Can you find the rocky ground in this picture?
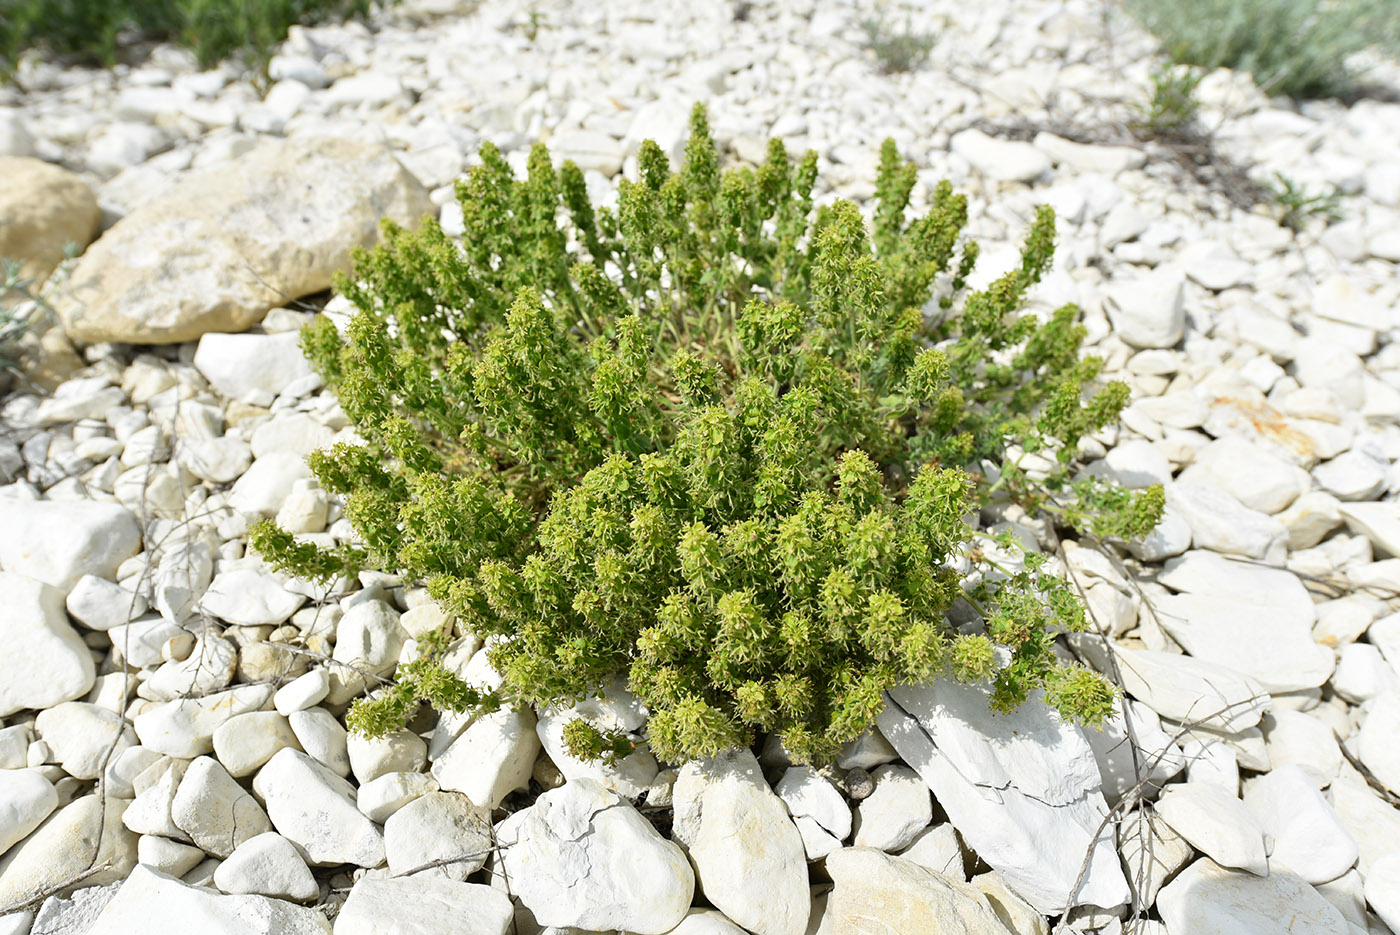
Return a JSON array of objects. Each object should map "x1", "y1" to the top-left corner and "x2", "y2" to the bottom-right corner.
[{"x1": 2, "y1": 0, "x2": 1400, "y2": 933}]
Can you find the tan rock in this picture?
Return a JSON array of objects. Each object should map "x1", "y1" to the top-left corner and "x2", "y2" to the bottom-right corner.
[
  {"x1": 820, "y1": 848, "x2": 1012, "y2": 935},
  {"x1": 52, "y1": 138, "x2": 431, "y2": 344},
  {"x1": 0, "y1": 157, "x2": 99, "y2": 288}
]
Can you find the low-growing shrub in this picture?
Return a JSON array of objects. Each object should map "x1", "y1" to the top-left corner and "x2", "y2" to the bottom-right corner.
[
  {"x1": 1132, "y1": 64, "x2": 1203, "y2": 138},
  {"x1": 253, "y1": 105, "x2": 1162, "y2": 764},
  {"x1": 1269, "y1": 172, "x2": 1346, "y2": 231},
  {"x1": 1121, "y1": 0, "x2": 1377, "y2": 99},
  {"x1": 861, "y1": 6, "x2": 937, "y2": 74},
  {"x1": 0, "y1": 0, "x2": 383, "y2": 76}
]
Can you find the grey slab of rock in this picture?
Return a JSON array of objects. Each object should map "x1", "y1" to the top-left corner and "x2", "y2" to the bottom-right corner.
[
  {"x1": 252, "y1": 748, "x2": 384, "y2": 868},
  {"x1": 1153, "y1": 593, "x2": 1333, "y2": 692},
  {"x1": 877, "y1": 679, "x2": 1127, "y2": 914},
  {"x1": 383, "y1": 791, "x2": 491, "y2": 881},
  {"x1": 672, "y1": 748, "x2": 809, "y2": 935},
  {"x1": 0, "y1": 575, "x2": 96, "y2": 717},
  {"x1": 332, "y1": 876, "x2": 512, "y2": 935},
  {"x1": 51, "y1": 137, "x2": 431, "y2": 345},
  {"x1": 0, "y1": 794, "x2": 137, "y2": 907},
  {"x1": 34, "y1": 702, "x2": 134, "y2": 780},
  {"x1": 133, "y1": 684, "x2": 275, "y2": 758},
  {"x1": 1154, "y1": 782, "x2": 1267, "y2": 875},
  {"x1": 1103, "y1": 267, "x2": 1185, "y2": 349},
  {"x1": 1176, "y1": 436, "x2": 1310, "y2": 514},
  {"x1": 1242, "y1": 765, "x2": 1356, "y2": 884},
  {"x1": 212, "y1": 831, "x2": 318, "y2": 902},
  {"x1": 199, "y1": 567, "x2": 306, "y2": 626},
  {"x1": 0, "y1": 501, "x2": 140, "y2": 591},
  {"x1": 171, "y1": 756, "x2": 272, "y2": 858},
  {"x1": 497, "y1": 777, "x2": 694, "y2": 935},
  {"x1": 0, "y1": 770, "x2": 57, "y2": 858},
  {"x1": 1164, "y1": 482, "x2": 1287, "y2": 561},
  {"x1": 774, "y1": 766, "x2": 851, "y2": 841},
  {"x1": 1156, "y1": 857, "x2": 1348, "y2": 935},
  {"x1": 86, "y1": 865, "x2": 330, "y2": 934},
  {"x1": 821, "y1": 848, "x2": 1010, "y2": 935},
  {"x1": 0, "y1": 157, "x2": 99, "y2": 284},
  {"x1": 430, "y1": 706, "x2": 539, "y2": 810},
  {"x1": 851, "y1": 764, "x2": 931, "y2": 852}
]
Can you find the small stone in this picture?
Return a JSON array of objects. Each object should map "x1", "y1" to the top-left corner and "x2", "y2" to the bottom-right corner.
[
  {"x1": 384, "y1": 791, "x2": 492, "y2": 881},
  {"x1": 325, "y1": 599, "x2": 406, "y2": 705},
  {"x1": 1103, "y1": 268, "x2": 1185, "y2": 349},
  {"x1": 34, "y1": 702, "x2": 133, "y2": 780},
  {"x1": 822, "y1": 848, "x2": 1009, "y2": 935},
  {"x1": 333, "y1": 876, "x2": 512, "y2": 935},
  {"x1": 252, "y1": 748, "x2": 384, "y2": 867},
  {"x1": 896, "y1": 823, "x2": 966, "y2": 880},
  {"x1": 85, "y1": 865, "x2": 330, "y2": 934},
  {"x1": 971, "y1": 870, "x2": 1050, "y2": 935},
  {"x1": 0, "y1": 157, "x2": 99, "y2": 284},
  {"x1": 0, "y1": 769, "x2": 58, "y2": 858},
  {"x1": 1357, "y1": 689, "x2": 1400, "y2": 795},
  {"x1": 498, "y1": 778, "x2": 694, "y2": 934},
  {"x1": 1176, "y1": 437, "x2": 1309, "y2": 514},
  {"x1": 1242, "y1": 765, "x2": 1356, "y2": 884},
  {"x1": 774, "y1": 766, "x2": 851, "y2": 841},
  {"x1": 431, "y1": 706, "x2": 540, "y2": 810},
  {"x1": 1279, "y1": 491, "x2": 1345, "y2": 550},
  {"x1": 65, "y1": 574, "x2": 147, "y2": 631},
  {"x1": 227, "y1": 452, "x2": 313, "y2": 516},
  {"x1": 950, "y1": 129, "x2": 1051, "y2": 182},
  {"x1": 274, "y1": 669, "x2": 330, "y2": 715},
  {"x1": 844, "y1": 767, "x2": 874, "y2": 800},
  {"x1": 171, "y1": 756, "x2": 273, "y2": 858},
  {"x1": 357, "y1": 771, "x2": 438, "y2": 824},
  {"x1": 212, "y1": 831, "x2": 319, "y2": 902},
  {"x1": 1117, "y1": 811, "x2": 1191, "y2": 907},
  {"x1": 1156, "y1": 857, "x2": 1348, "y2": 935},
  {"x1": 549, "y1": 129, "x2": 624, "y2": 176},
  {"x1": 1, "y1": 575, "x2": 97, "y2": 717},
  {"x1": 347, "y1": 728, "x2": 426, "y2": 786},
  {"x1": 199, "y1": 567, "x2": 305, "y2": 626},
  {"x1": 1154, "y1": 783, "x2": 1267, "y2": 875},
  {"x1": 287, "y1": 707, "x2": 350, "y2": 778},
  {"x1": 132, "y1": 684, "x2": 276, "y2": 758},
  {"x1": 144, "y1": 634, "x2": 238, "y2": 700},
  {"x1": 1366, "y1": 852, "x2": 1400, "y2": 934},
  {"x1": 851, "y1": 764, "x2": 931, "y2": 852},
  {"x1": 673, "y1": 749, "x2": 809, "y2": 935},
  {"x1": 212, "y1": 711, "x2": 301, "y2": 778},
  {"x1": 137, "y1": 834, "x2": 206, "y2": 877},
  {"x1": 1165, "y1": 482, "x2": 1287, "y2": 561},
  {"x1": 0, "y1": 501, "x2": 141, "y2": 591}
]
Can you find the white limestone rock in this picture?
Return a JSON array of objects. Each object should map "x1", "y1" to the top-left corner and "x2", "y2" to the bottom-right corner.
[
  {"x1": 896, "y1": 823, "x2": 966, "y2": 880},
  {"x1": 534, "y1": 682, "x2": 659, "y2": 799},
  {"x1": 497, "y1": 778, "x2": 694, "y2": 935},
  {"x1": 144, "y1": 633, "x2": 238, "y2": 701},
  {"x1": 1242, "y1": 765, "x2": 1357, "y2": 884},
  {"x1": 672, "y1": 748, "x2": 809, "y2": 935},
  {"x1": 1175, "y1": 436, "x2": 1310, "y2": 514},
  {"x1": 1337, "y1": 500, "x2": 1400, "y2": 559},
  {"x1": 1153, "y1": 593, "x2": 1333, "y2": 692},
  {"x1": 287, "y1": 707, "x2": 350, "y2": 778},
  {"x1": 347, "y1": 728, "x2": 426, "y2": 786},
  {"x1": 0, "y1": 770, "x2": 58, "y2": 858},
  {"x1": 65, "y1": 574, "x2": 147, "y2": 631},
  {"x1": 227, "y1": 452, "x2": 313, "y2": 516},
  {"x1": 356, "y1": 771, "x2": 438, "y2": 824},
  {"x1": 212, "y1": 711, "x2": 301, "y2": 778},
  {"x1": 1103, "y1": 267, "x2": 1185, "y2": 349},
  {"x1": 86, "y1": 865, "x2": 329, "y2": 934},
  {"x1": 333, "y1": 876, "x2": 512, "y2": 935},
  {"x1": 133, "y1": 684, "x2": 276, "y2": 758},
  {"x1": 1156, "y1": 857, "x2": 1348, "y2": 935},
  {"x1": 325, "y1": 599, "x2": 406, "y2": 705},
  {"x1": 1, "y1": 576, "x2": 98, "y2": 714},
  {"x1": 34, "y1": 702, "x2": 134, "y2": 780},
  {"x1": 1366, "y1": 852, "x2": 1400, "y2": 935},
  {"x1": 274, "y1": 669, "x2": 331, "y2": 715},
  {"x1": 431, "y1": 706, "x2": 540, "y2": 810},
  {"x1": 0, "y1": 794, "x2": 137, "y2": 908},
  {"x1": 821, "y1": 848, "x2": 1010, "y2": 935},
  {"x1": 199, "y1": 567, "x2": 306, "y2": 626},
  {"x1": 774, "y1": 766, "x2": 851, "y2": 841},
  {"x1": 1356, "y1": 689, "x2": 1400, "y2": 795},
  {"x1": 1164, "y1": 482, "x2": 1287, "y2": 561},
  {"x1": 53, "y1": 137, "x2": 431, "y2": 345},
  {"x1": 950, "y1": 129, "x2": 1051, "y2": 182},
  {"x1": 171, "y1": 756, "x2": 273, "y2": 858},
  {"x1": 383, "y1": 790, "x2": 491, "y2": 881},
  {"x1": 252, "y1": 748, "x2": 384, "y2": 868},
  {"x1": 1093, "y1": 645, "x2": 1270, "y2": 733},
  {"x1": 1154, "y1": 783, "x2": 1267, "y2": 875},
  {"x1": 212, "y1": 832, "x2": 319, "y2": 902},
  {"x1": 851, "y1": 764, "x2": 931, "y2": 852},
  {"x1": 0, "y1": 500, "x2": 140, "y2": 592},
  {"x1": 137, "y1": 834, "x2": 206, "y2": 877}
]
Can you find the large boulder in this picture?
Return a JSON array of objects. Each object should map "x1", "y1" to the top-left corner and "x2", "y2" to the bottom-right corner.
[
  {"x1": 0, "y1": 157, "x2": 100, "y2": 287},
  {"x1": 51, "y1": 137, "x2": 431, "y2": 344}
]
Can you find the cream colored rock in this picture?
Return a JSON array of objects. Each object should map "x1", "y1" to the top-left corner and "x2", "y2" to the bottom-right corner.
[
  {"x1": 51, "y1": 138, "x2": 431, "y2": 344},
  {"x1": 0, "y1": 795, "x2": 137, "y2": 907},
  {"x1": 0, "y1": 157, "x2": 99, "y2": 286},
  {"x1": 821, "y1": 848, "x2": 1009, "y2": 935}
]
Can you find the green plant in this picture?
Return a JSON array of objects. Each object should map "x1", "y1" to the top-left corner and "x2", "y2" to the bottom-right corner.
[
  {"x1": 0, "y1": 252, "x2": 68, "y2": 383},
  {"x1": 1121, "y1": 0, "x2": 1376, "y2": 99},
  {"x1": 861, "y1": 6, "x2": 937, "y2": 74},
  {"x1": 252, "y1": 105, "x2": 1162, "y2": 765},
  {"x1": 1269, "y1": 172, "x2": 1345, "y2": 231},
  {"x1": 0, "y1": 0, "x2": 386, "y2": 78},
  {"x1": 1132, "y1": 64, "x2": 1202, "y2": 137}
]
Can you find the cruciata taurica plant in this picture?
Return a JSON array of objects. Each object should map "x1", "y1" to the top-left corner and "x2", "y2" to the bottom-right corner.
[{"x1": 251, "y1": 104, "x2": 1163, "y2": 765}]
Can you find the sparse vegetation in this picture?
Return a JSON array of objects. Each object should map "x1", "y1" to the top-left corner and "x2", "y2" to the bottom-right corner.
[
  {"x1": 861, "y1": 5, "x2": 937, "y2": 74},
  {"x1": 1269, "y1": 172, "x2": 1346, "y2": 231}
]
